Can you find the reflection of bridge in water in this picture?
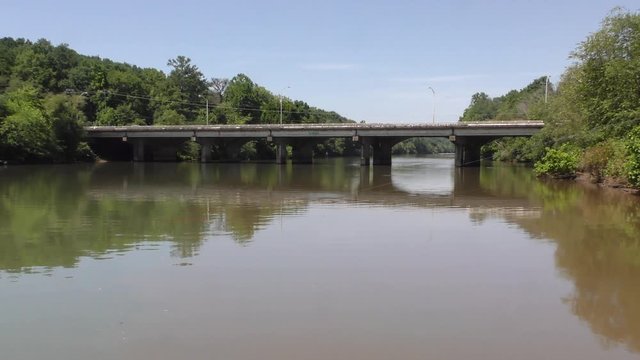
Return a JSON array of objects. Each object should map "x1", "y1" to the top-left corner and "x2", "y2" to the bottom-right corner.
[{"x1": 85, "y1": 160, "x2": 541, "y2": 217}]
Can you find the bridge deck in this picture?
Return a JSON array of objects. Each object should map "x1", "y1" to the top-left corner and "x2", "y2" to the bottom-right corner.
[{"x1": 85, "y1": 121, "x2": 544, "y2": 139}]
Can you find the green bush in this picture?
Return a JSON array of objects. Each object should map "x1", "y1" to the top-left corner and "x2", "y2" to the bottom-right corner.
[
  {"x1": 626, "y1": 126, "x2": 640, "y2": 188},
  {"x1": 581, "y1": 140, "x2": 628, "y2": 183},
  {"x1": 75, "y1": 141, "x2": 96, "y2": 161},
  {"x1": 177, "y1": 140, "x2": 200, "y2": 162},
  {"x1": 534, "y1": 144, "x2": 580, "y2": 178}
]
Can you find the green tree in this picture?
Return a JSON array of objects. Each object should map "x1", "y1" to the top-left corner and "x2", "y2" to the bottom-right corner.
[
  {"x1": 0, "y1": 86, "x2": 57, "y2": 162},
  {"x1": 222, "y1": 74, "x2": 265, "y2": 124},
  {"x1": 44, "y1": 94, "x2": 86, "y2": 161},
  {"x1": 96, "y1": 104, "x2": 144, "y2": 126},
  {"x1": 166, "y1": 56, "x2": 207, "y2": 119},
  {"x1": 571, "y1": 8, "x2": 640, "y2": 137},
  {"x1": 154, "y1": 108, "x2": 186, "y2": 125},
  {"x1": 460, "y1": 92, "x2": 498, "y2": 121}
]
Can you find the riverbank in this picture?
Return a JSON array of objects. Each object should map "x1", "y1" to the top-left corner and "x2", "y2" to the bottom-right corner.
[{"x1": 575, "y1": 172, "x2": 639, "y2": 196}]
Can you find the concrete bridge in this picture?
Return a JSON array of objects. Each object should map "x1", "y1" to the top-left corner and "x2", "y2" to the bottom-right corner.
[{"x1": 85, "y1": 121, "x2": 543, "y2": 166}]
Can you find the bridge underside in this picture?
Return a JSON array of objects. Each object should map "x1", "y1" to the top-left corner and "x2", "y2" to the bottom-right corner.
[{"x1": 88, "y1": 135, "x2": 499, "y2": 167}]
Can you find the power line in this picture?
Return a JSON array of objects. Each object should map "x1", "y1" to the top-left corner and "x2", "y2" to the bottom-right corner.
[{"x1": 79, "y1": 89, "x2": 349, "y2": 118}]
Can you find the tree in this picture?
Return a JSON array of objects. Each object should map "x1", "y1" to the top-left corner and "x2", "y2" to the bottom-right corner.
[
  {"x1": 45, "y1": 94, "x2": 86, "y2": 161},
  {"x1": 460, "y1": 92, "x2": 498, "y2": 121},
  {"x1": 209, "y1": 77, "x2": 229, "y2": 105},
  {"x1": 222, "y1": 74, "x2": 263, "y2": 124},
  {"x1": 571, "y1": 8, "x2": 640, "y2": 136},
  {"x1": 0, "y1": 86, "x2": 57, "y2": 162},
  {"x1": 154, "y1": 108, "x2": 186, "y2": 125},
  {"x1": 167, "y1": 56, "x2": 207, "y2": 119}
]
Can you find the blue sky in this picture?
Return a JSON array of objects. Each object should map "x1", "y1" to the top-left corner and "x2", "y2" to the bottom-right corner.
[{"x1": 2, "y1": 0, "x2": 638, "y2": 123}]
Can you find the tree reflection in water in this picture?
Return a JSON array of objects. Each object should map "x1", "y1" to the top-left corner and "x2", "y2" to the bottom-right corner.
[
  {"x1": 479, "y1": 165, "x2": 640, "y2": 353},
  {"x1": 1, "y1": 160, "x2": 640, "y2": 353}
]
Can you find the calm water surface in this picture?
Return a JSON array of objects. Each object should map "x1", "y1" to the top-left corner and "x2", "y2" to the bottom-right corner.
[{"x1": 1, "y1": 157, "x2": 640, "y2": 360}]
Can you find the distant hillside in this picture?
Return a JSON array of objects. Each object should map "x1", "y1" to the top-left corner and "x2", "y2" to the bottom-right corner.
[
  {"x1": 0, "y1": 38, "x2": 354, "y2": 126},
  {"x1": 0, "y1": 37, "x2": 357, "y2": 162}
]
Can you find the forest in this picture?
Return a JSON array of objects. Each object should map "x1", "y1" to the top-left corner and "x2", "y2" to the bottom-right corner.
[
  {"x1": 0, "y1": 38, "x2": 450, "y2": 163},
  {"x1": 459, "y1": 8, "x2": 640, "y2": 188}
]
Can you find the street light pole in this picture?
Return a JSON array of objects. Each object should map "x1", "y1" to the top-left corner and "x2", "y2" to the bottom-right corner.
[
  {"x1": 205, "y1": 97, "x2": 209, "y2": 125},
  {"x1": 279, "y1": 95, "x2": 283, "y2": 125},
  {"x1": 199, "y1": 94, "x2": 210, "y2": 125},
  {"x1": 279, "y1": 86, "x2": 290, "y2": 125},
  {"x1": 428, "y1": 86, "x2": 436, "y2": 124},
  {"x1": 544, "y1": 75, "x2": 549, "y2": 104}
]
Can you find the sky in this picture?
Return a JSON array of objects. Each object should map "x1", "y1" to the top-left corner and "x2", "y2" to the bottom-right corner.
[{"x1": 2, "y1": 0, "x2": 639, "y2": 123}]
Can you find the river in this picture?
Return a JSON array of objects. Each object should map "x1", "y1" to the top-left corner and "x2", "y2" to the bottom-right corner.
[{"x1": 1, "y1": 156, "x2": 639, "y2": 360}]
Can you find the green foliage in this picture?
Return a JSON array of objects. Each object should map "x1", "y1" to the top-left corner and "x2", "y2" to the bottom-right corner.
[
  {"x1": 392, "y1": 137, "x2": 454, "y2": 155},
  {"x1": 154, "y1": 108, "x2": 186, "y2": 125},
  {"x1": 461, "y1": 9, "x2": 640, "y2": 187},
  {"x1": 460, "y1": 77, "x2": 552, "y2": 122},
  {"x1": 534, "y1": 145, "x2": 580, "y2": 178},
  {"x1": 572, "y1": 8, "x2": 640, "y2": 137},
  {"x1": 626, "y1": 126, "x2": 640, "y2": 187},
  {"x1": 0, "y1": 37, "x2": 365, "y2": 163},
  {"x1": 484, "y1": 137, "x2": 538, "y2": 163},
  {"x1": 177, "y1": 140, "x2": 201, "y2": 162},
  {"x1": 239, "y1": 141, "x2": 257, "y2": 160},
  {"x1": 0, "y1": 86, "x2": 57, "y2": 162},
  {"x1": 581, "y1": 140, "x2": 628, "y2": 182},
  {"x1": 166, "y1": 56, "x2": 208, "y2": 119},
  {"x1": 45, "y1": 94, "x2": 86, "y2": 161},
  {"x1": 460, "y1": 92, "x2": 498, "y2": 121},
  {"x1": 96, "y1": 104, "x2": 145, "y2": 126}
]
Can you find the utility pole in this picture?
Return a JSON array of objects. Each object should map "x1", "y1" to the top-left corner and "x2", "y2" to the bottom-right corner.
[{"x1": 279, "y1": 86, "x2": 290, "y2": 124}]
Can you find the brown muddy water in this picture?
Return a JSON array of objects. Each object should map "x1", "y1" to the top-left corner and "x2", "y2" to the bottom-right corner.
[{"x1": 1, "y1": 156, "x2": 639, "y2": 360}]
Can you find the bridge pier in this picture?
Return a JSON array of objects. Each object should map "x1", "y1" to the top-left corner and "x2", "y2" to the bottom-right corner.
[
  {"x1": 131, "y1": 139, "x2": 145, "y2": 162},
  {"x1": 198, "y1": 139, "x2": 214, "y2": 163},
  {"x1": 360, "y1": 138, "x2": 371, "y2": 166},
  {"x1": 452, "y1": 136, "x2": 491, "y2": 167},
  {"x1": 358, "y1": 138, "x2": 404, "y2": 166},
  {"x1": 372, "y1": 139, "x2": 393, "y2": 166},
  {"x1": 275, "y1": 140, "x2": 288, "y2": 164}
]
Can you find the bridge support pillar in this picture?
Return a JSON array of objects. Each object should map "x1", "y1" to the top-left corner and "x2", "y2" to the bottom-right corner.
[
  {"x1": 372, "y1": 139, "x2": 394, "y2": 166},
  {"x1": 275, "y1": 140, "x2": 287, "y2": 164},
  {"x1": 360, "y1": 138, "x2": 371, "y2": 166},
  {"x1": 198, "y1": 139, "x2": 214, "y2": 163},
  {"x1": 131, "y1": 139, "x2": 145, "y2": 162},
  {"x1": 291, "y1": 139, "x2": 314, "y2": 164},
  {"x1": 453, "y1": 137, "x2": 485, "y2": 167}
]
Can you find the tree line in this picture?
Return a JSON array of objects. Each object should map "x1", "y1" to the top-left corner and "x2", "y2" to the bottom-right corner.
[
  {"x1": 0, "y1": 38, "x2": 450, "y2": 163},
  {"x1": 459, "y1": 8, "x2": 640, "y2": 188}
]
